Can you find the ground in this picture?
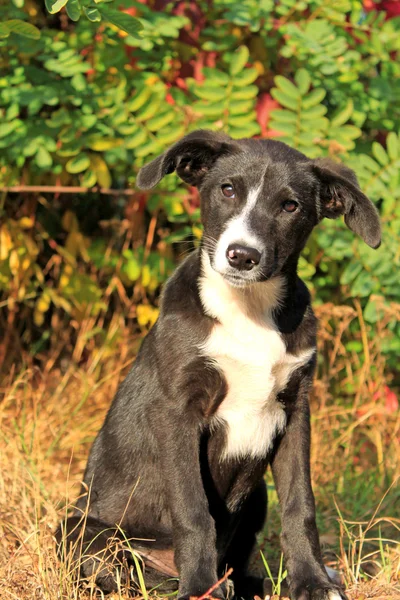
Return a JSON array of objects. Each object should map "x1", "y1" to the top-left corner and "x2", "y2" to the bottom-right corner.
[{"x1": 0, "y1": 309, "x2": 399, "y2": 600}]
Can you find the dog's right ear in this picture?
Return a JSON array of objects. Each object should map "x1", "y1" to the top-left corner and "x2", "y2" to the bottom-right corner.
[{"x1": 137, "y1": 130, "x2": 236, "y2": 189}]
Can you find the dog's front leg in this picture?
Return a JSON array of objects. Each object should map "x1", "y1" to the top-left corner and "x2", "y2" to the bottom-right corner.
[
  {"x1": 271, "y1": 377, "x2": 346, "y2": 600},
  {"x1": 155, "y1": 407, "x2": 229, "y2": 600}
]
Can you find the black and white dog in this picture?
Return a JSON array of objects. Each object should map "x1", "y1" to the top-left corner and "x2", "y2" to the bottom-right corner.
[{"x1": 57, "y1": 131, "x2": 381, "y2": 600}]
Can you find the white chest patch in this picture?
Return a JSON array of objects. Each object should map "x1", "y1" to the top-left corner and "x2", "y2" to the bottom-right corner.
[{"x1": 199, "y1": 254, "x2": 314, "y2": 461}]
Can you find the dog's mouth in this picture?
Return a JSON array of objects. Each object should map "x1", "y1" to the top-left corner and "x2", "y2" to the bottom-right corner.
[
  {"x1": 211, "y1": 261, "x2": 269, "y2": 287},
  {"x1": 220, "y1": 271, "x2": 258, "y2": 288}
]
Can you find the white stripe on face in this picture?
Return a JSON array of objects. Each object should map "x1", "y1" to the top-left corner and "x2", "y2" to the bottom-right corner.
[{"x1": 213, "y1": 184, "x2": 264, "y2": 274}]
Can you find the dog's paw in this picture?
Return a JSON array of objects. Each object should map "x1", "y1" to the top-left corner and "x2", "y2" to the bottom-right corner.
[
  {"x1": 222, "y1": 577, "x2": 235, "y2": 600},
  {"x1": 295, "y1": 585, "x2": 347, "y2": 600},
  {"x1": 311, "y1": 589, "x2": 347, "y2": 600},
  {"x1": 325, "y1": 566, "x2": 342, "y2": 586}
]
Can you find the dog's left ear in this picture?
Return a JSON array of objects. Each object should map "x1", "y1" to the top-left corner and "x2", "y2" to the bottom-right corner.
[
  {"x1": 137, "y1": 129, "x2": 237, "y2": 189},
  {"x1": 312, "y1": 158, "x2": 381, "y2": 249}
]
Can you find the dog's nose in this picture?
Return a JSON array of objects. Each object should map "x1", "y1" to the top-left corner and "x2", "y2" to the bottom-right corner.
[{"x1": 226, "y1": 244, "x2": 261, "y2": 271}]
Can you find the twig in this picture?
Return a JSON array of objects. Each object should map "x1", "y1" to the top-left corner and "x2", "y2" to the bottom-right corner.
[
  {"x1": 192, "y1": 568, "x2": 233, "y2": 600},
  {"x1": 0, "y1": 185, "x2": 137, "y2": 196},
  {"x1": 143, "y1": 212, "x2": 158, "y2": 263}
]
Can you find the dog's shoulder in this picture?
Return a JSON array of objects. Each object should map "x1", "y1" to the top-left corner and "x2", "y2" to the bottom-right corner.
[
  {"x1": 159, "y1": 249, "x2": 206, "y2": 318},
  {"x1": 155, "y1": 250, "x2": 213, "y2": 362}
]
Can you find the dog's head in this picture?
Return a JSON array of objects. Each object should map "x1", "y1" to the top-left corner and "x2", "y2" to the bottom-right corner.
[{"x1": 138, "y1": 130, "x2": 381, "y2": 287}]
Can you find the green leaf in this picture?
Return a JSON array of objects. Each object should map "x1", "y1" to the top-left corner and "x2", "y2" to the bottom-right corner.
[
  {"x1": 0, "y1": 23, "x2": 10, "y2": 38},
  {"x1": 231, "y1": 86, "x2": 258, "y2": 100},
  {"x1": 2, "y1": 19, "x2": 40, "y2": 39},
  {"x1": 386, "y1": 132, "x2": 398, "y2": 161},
  {"x1": 58, "y1": 140, "x2": 83, "y2": 157},
  {"x1": 232, "y1": 67, "x2": 259, "y2": 87},
  {"x1": 156, "y1": 125, "x2": 185, "y2": 146},
  {"x1": 147, "y1": 111, "x2": 174, "y2": 132},
  {"x1": 359, "y1": 155, "x2": 380, "y2": 174},
  {"x1": 125, "y1": 129, "x2": 147, "y2": 150},
  {"x1": 340, "y1": 261, "x2": 363, "y2": 285},
  {"x1": 228, "y1": 112, "x2": 257, "y2": 127},
  {"x1": 269, "y1": 120, "x2": 295, "y2": 135},
  {"x1": 71, "y1": 72, "x2": 86, "y2": 91},
  {"x1": 136, "y1": 97, "x2": 162, "y2": 121},
  {"x1": 87, "y1": 136, "x2": 123, "y2": 151},
  {"x1": 124, "y1": 256, "x2": 141, "y2": 281},
  {"x1": 301, "y1": 105, "x2": 327, "y2": 120},
  {"x1": 127, "y1": 86, "x2": 153, "y2": 112},
  {"x1": 98, "y1": 6, "x2": 142, "y2": 38},
  {"x1": 302, "y1": 89, "x2": 326, "y2": 109},
  {"x1": 330, "y1": 100, "x2": 354, "y2": 127},
  {"x1": 81, "y1": 169, "x2": 97, "y2": 188},
  {"x1": 364, "y1": 299, "x2": 378, "y2": 324},
  {"x1": 135, "y1": 139, "x2": 162, "y2": 158},
  {"x1": 195, "y1": 85, "x2": 227, "y2": 102},
  {"x1": 229, "y1": 121, "x2": 260, "y2": 139},
  {"x1": 270, "y1": 110, "x2": 297, "y2": 124},
  {"x1": 229, "y1": 46, "x2": 249, "y2": 76},
  {"x1": 203, "y1": 68, "x2": 230, "y2": 86},
  {"x1": 294, "y1": 69, "x2": 310, "y2": 94},
  {"x1": 84, "y1": 6, "x2": 101, "y2": 21},
  {"x1": 372, "y1": 142, "x2": 388, "y2": 167},
  {"x1": 0, "y1": 122, "x2": 18, "y2": 138},
  {"x1": 66, "y1": 153, "x2": 90, "y2": 174},
  {"x1": 275, "y1": 76, "x2": 300, "y2": 98},
  {"x1": 271, "y1": 89, "x2": 298, "y2": 111},
  {"x1": 36, "y1": 146, "x2": 52, "y2": 169},
  {"x1": 45, "y1": 0, "x2": 68, "y2": 14},
  {"x1": 91, "y1": 155, "x2": 112, "y2": 187},
  {"x1": 194, "y1": 100, "x2": 226, "y2": 117},
  {"x1": 66, "y1": 0, "x2": 81, "y2": 21},
  {"x1": 230, "y1": 99, "x2": 254, "y2": 115},
  {"x1": 350, "y1": 271, "x2": 374, "y2": 297},
  {"x1": 297, "y1": 132, "x2": 316, "y2": 146}
]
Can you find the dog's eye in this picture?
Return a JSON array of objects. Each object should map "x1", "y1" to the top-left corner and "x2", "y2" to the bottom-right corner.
[
  {"x1": 282, "y1": 200, "x2": 299, "y2": 213},
  {"x1": 221, "y1": 184, "x2": 235, "y2": 199}
]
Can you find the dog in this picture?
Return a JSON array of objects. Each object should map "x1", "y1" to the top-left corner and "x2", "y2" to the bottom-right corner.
[{"x1": 57, "y1": 130, "x2": 381, "y2": 600}]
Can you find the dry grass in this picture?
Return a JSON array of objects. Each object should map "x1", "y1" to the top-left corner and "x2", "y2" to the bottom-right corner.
[{"x1": 0, "y1": 303, "x2": 399, "y2": 600}]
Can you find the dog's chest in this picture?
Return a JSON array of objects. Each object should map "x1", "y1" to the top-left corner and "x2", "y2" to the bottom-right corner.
[
  {"x1": 202, "y1": 317, "x2": 310, "y2": 460},
  {"x1": 198, "y1": 260, "x2": 313, "y2": 460}
]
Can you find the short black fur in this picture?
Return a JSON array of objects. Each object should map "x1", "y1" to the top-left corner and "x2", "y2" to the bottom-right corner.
[{"x1": 57, "y1": 131, "x2": 381, "y2": 600}]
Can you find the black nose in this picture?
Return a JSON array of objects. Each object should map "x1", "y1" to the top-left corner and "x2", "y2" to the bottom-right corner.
[{"x1": 226, "y1": 244, "x2": 261, "y2": 271}]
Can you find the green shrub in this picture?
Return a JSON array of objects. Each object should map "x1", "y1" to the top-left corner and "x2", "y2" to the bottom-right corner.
[{"x1": 0, "y1": 0, "x2": 399, "y2": 387}]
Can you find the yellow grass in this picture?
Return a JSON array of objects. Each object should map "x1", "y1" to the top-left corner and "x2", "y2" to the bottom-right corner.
[{"x1": 0, "y1": 303, "x2": 399, "y2": 600}]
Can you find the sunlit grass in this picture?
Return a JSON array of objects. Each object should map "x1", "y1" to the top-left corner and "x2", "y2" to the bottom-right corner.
[{"x1": 1, "y1": 310, "x2": 399, "y2": 599}]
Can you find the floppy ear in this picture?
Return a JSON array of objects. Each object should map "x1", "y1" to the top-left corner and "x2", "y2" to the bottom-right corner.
[
  {"x1": 136, "y1": 129, "x2": 237, "y2": 189},
  {"x1": 312, "y1": 158, "x2": 381, "y2": 249}
]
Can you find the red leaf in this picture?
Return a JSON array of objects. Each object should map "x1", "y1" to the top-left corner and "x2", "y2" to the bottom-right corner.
[
  {"x1": 165, "y1": 92, "x2": 175, "y2": 106},
  {"x1": 363, "y1": 0, "x2": 400, "y2": 17},
  {"x1": 373, "y1": 385, "x2": 399, "y2": 414},
  {"x1": 382, "y1": 0, "x2": 400, "y2": 17},
  {"x1": 205, "y1": 52, "x2": 217, "y2": 69},
  {"x1": 122, "y1": 7, "x2": 137, "y2": 16},
  {"x1": 373, "y1": 389, "x2": 381, "y2": 402},
  {"x1": 175, "y1": 77, "x2": 188, "y2": 91},
  {"x1": 384, "y1": 386, "x2": 399, "y2": 414},
  {"x1": 256, "y1": 93, "x2": 281, "y2": 138}
]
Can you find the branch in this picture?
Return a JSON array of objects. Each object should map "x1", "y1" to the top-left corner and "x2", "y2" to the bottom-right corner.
[
  {"x1": 192, "y1": 568, "x2": 234, "y2": 600},
  {"x1": 0, "y1": 185, "x2": 137, "y2": 196}
]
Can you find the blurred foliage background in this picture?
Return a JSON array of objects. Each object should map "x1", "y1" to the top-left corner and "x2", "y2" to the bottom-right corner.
[
  {"x1": 0, "y1": 0, "x2": 400, "y2": 409},
  {"x1": 1, "y1": 3, "x2": 400, "y2": 595}
]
